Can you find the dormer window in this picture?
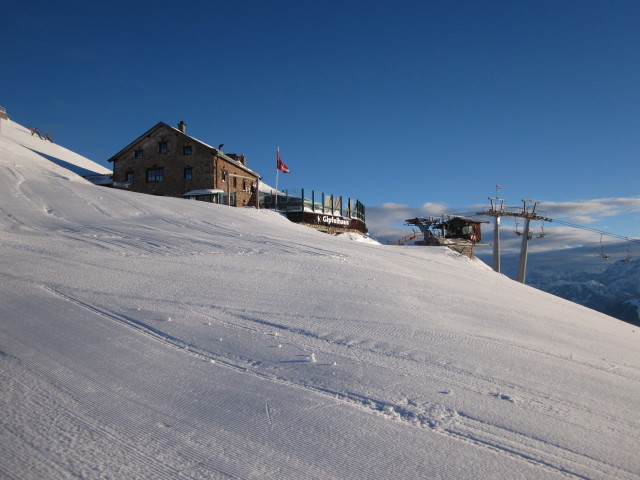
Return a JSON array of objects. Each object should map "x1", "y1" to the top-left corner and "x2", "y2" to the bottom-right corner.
[
  {"x1": 159, "y1": 142, "x2": 168, "y2": 154},
  {"x1": 183, "y1": 145, "x2": 192, "y2": 155}
]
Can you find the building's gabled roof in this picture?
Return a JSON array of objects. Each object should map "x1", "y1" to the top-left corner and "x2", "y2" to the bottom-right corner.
[
  {"x1": 107, "y1": 121, "x2": 261, "y2": 179},
  {"x1": 106, "y1": 122, "x2": 170, "y2": 162}
]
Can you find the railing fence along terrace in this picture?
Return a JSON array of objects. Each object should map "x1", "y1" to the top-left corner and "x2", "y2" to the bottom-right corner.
[{"x1": 260, "y1": 188, "x2": 365, "y2": 222}]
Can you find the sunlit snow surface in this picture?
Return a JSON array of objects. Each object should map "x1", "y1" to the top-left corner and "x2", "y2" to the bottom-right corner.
[{"x1": 1, "y1": 118, "x2": 639, "y2": 479}]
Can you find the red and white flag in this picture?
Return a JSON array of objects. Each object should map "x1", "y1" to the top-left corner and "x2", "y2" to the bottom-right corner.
[
  {"x1": 496, "y1": 184, "x2": 502, "y2": 190},
  {"x1": 276, "y1": 148, "x2": 290, "y2": 173}
]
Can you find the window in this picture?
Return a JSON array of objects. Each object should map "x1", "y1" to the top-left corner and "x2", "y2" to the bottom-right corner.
[
  {"x1": 242, "y1": 179, "x2": 246, "y2": 191},
  {"x1": 134, "y1": 149, "x2": 143, "y2": 159},
  {"x1": 184, "y1": 167, "x2": 193, "y2": 180},
  {"x1": 222, "y1": 170, "x2": 227, "y2": 182},
  {"x1": 233, "y1": 177, "x2": 237, "y2": 188},
  {"x1": 147, "y1": 168, "x2": 163, "y2": 182},
  {"x1": 183, "y1": 145, "x2": 192, "y2": 155},
  {"x1": 158, "y1": 142, "x2": 168, "y2": 154},
  {"x1": 126, "y1": 172, "x2": 134, "y2": 183}
]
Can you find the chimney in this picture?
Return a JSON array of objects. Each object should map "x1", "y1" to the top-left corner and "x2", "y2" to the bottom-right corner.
[
  {"x1": 239, "y1": 154, "x2": 247, "y2": 166},
  {"x1": 178, "y1": 121, "x2": 186, "y2": 134}
]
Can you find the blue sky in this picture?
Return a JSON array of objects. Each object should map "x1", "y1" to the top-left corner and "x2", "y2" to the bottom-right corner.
[{"x1": 3, "y1": 0, "x2": 639, "y2": 255}]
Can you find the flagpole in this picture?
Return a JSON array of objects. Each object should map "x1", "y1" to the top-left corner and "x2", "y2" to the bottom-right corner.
[{"x1": 275, "y1": 147, "x2": 279, "y2": 211}]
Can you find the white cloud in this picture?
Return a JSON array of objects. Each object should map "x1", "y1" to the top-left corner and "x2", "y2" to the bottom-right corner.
[
  {"x1": 568, "y1": 215, "x2": 597, "y2": 224},
  {"x1": 418, "y1": 202, "x2": 449, "y2": 214},
  {"x1": 542, "y1": 197, "x2": 640, "y2": 218}
]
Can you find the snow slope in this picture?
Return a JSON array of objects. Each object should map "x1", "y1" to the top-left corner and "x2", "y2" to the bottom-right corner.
[
  {"x1": 1, "y1": 117, "x2": 639, "y2": 479},
  {"x1": 479, "y1": 248, "x2": 640, "y2": 325}
]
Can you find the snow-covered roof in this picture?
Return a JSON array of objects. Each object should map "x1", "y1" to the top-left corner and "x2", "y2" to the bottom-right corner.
[
  {"x1": 183, "y1": 189, "x2": 224, "y2": 196},
  {"x1": 258, "y1": 180, "x2": 278, "y2": 193}
]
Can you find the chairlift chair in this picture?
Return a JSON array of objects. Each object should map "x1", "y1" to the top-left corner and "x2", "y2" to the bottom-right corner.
[
  {"x1": 537, "y1": 224, "x2": 546, "y2": 239},
  {"x1": 514, "y1": 219, "x2": 523, "y2": 236}
]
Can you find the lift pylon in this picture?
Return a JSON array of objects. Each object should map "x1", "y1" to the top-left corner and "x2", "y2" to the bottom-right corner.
[{"x1": 476, "y1": 198, "x2": 552, "y2": 283}]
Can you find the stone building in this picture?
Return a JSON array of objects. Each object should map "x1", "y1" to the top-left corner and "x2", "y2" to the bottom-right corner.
[{"x1": 108, "y1": 121, "x2": 261, "y2": 206}]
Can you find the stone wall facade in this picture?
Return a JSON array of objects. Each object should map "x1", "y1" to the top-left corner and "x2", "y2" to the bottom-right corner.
[{"x1": 109, "y1": 122, "x2": 260, "y2": 207}]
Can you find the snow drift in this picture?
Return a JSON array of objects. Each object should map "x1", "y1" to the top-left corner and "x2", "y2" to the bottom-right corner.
[{"x1": 1, "y1": 117, "x2": 639, "y2": 479}]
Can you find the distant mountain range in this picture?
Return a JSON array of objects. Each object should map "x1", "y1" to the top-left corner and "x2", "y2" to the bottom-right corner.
[
  {"x1": 527, "y1": 259, "x2": 640, "y2": 325},
  {"x1": 477, "y1": 246, "x2": 640, "y2": 326}
]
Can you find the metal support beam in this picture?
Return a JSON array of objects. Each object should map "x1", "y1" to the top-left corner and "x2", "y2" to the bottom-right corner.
[
  {"x1": 493, "y1": 216, "x2": 501, "y2": 273},
  {"x1": 516, "y1": 217, "x2": 531, "y2": 283}
]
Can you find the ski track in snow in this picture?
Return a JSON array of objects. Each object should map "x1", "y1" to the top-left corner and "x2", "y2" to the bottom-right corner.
[
  {"x1": 41, "y1": 284, "x2": 639, "y2": 480},
  {"x1": 0, "y1": 352, "x2": 191, "y2": 480}
]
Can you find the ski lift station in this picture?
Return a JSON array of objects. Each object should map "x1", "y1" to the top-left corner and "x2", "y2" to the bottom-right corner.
[
  {"x1": 403, "y1": 199, "x2": 549, "y2": 283},
  {"x1": 405, "y1": 215, "x2": 488, "y2": 258}
]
